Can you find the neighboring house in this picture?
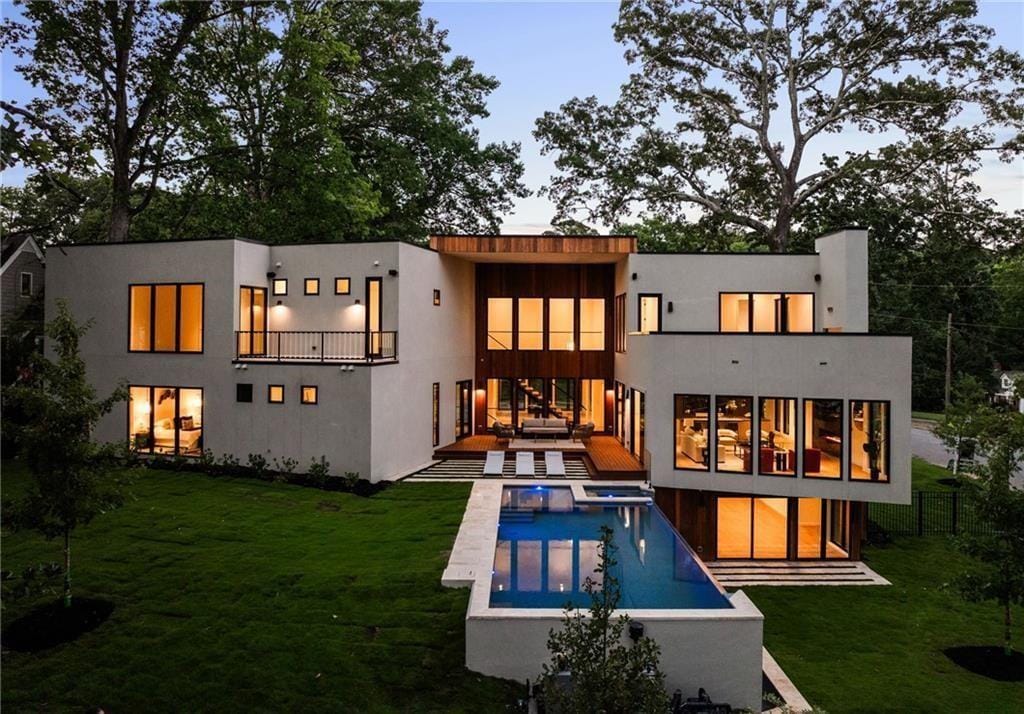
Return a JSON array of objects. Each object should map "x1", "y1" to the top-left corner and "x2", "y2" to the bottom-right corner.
[
  {"x1": 46, "y1": 227, "x2": 911, "y2": 562},
  {"x1": 993, "y1": 370, "x2": 1024, "y2": 413},
  {"x1": 1, "y1": 234, "x2": 44, "y2": 328}
]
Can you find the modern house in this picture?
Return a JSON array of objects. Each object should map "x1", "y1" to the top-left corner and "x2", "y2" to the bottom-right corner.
[{"x1": 47, "y1": 227, "x2": 911, "y2": 562}]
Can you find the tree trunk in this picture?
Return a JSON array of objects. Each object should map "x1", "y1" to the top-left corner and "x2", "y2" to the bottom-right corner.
[
  {"x1": 108, "y1": 190, "x2": 132, "y2": 242},
  {"x1": 63, "y1": 527, "x2": 72, "y2": 608},
  {"x1": 771, "y1": 203, "x2": 793, "y2": 253}
]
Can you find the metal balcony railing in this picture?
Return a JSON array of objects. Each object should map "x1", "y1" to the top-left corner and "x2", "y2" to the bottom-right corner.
[{"x1": 234, "y1": 330, "x2": 397, "y2": 362}]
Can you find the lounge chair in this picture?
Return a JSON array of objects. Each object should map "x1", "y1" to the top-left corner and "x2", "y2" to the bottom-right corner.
[
  {"x1": 484, "y1": 450, "x2": 506, "y2": 477},
  {"x1": 491, "y1": 421, "x2": 515, "y2": 445},
  {"x1": 544, "y1": 451, "x2": 565, "y2": 477},
  {"x1": 571, "y1": 422, "x2": 595, "y2": 444},
  {"x1": 516, "y1": 451, "x2": 535, "y2": 477}
]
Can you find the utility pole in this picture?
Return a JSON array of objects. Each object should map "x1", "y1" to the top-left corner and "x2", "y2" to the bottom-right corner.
[{"x1": 944, "y1": 312, "x2": 953, "y2": 410}]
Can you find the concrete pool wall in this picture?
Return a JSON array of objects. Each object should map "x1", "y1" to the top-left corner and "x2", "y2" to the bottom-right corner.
[{"x1": 442, "y1": 480, "x2": 765, "y2": 711}]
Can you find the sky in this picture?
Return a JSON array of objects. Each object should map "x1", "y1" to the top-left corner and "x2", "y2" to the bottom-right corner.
[{"x1": 2, "y1": 0, "x2": 1022, "y2": 232}]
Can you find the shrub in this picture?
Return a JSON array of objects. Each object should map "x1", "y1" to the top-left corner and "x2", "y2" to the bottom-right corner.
[{"x1": 308, "y1": 457, "x2": 330, "y2": 488}]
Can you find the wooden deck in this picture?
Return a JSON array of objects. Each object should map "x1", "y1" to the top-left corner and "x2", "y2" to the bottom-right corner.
[{"x1": 433, "y1": 434, "x2": 645, "y2": 479}]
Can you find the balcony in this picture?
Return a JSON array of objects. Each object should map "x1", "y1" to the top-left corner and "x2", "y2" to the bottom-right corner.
[{"x1": 234, "y1": 330, "x2": 397, "y2": 363}]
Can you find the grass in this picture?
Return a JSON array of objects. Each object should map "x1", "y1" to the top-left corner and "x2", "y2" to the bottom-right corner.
[
  {"x1": 911, "y1": 410, "x2": 945, "y2": 423},
  {"x1": 911, "y1": 456, "x2": 956, "y2": 491},
  {"x1": 1, "y1": 462, "x2": 519, "y2": 713}
]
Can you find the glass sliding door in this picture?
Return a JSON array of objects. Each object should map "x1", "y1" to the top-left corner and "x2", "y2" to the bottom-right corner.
[
  {"x1": 486, "y1": 378, "x2": 513, "y2": 426},
  {"x1": 455, "y1": 380, "x2": 472, "y2": 439},
  {"x1": 366, "y1": 277, "x2": 382, "y2": 357},
  {"x1": 579, "y1": 379, "x2": 605, "y2": 430},
  {"x1": 517, "y1": 378, "x2": 545, "y2": 428},
  {"x1": 615, "y1": 382, "x2": 626, "y2": 443},
  {"x1": 549, "y1": 378, "x2": 576, "y2": 425},
  {"x1": 631, "y1": 389, "x2": 645, "y2": 463},
  {"x1": 238, "y1": 286, "x2": 267, "y2": 356},
  {"x1": 797, "y1": 498, "x2": 824, "y2": 558}
]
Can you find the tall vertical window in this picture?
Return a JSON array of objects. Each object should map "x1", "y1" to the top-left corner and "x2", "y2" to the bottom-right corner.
[
  {"x1": 758, "y1": 397, "x2": 797, "y2": 476},
  {"x1": 804, "y1": 399, "x2": 843, "y2": 478},
  {"x1": 549, "y1": 298, "x2": 575, "y2": 350},
  {"x1": 638, "y1": 294, "x2": 661, "y2": 334},
  {"x1": 716, "y1": 497, "x2": 789, "y2": 559},
  {"x1": 797, "y1": 498, "x2": 823, "y2": 558},
  {"x1": 432, "y1": 382, "x2": 440, "y2": 447},
  {"x1": 579, "y1": 298, "x2": 605, "y2": 351},
  {"x1": 487, "y1": 298, "x2": 513, "y2": 350},
  {"x1": 129, "y1": 283, "x2": 204, "y2": 353},
  {"x1": 579, "y1": 379, "x2": 605, "y2": 429},
  {"x1": 719, "y1": 293, "x2": 814, "y2": 333},
  {"x1": 614, "y1": 293, "x2": 626, "y2": 352},
  {"x1": 850, "y1": 400, "x2": 890, "y2": 482},
  {"x1": 715, "y1": 396, "x2": 753, "y2": 474},
  {"x1": 129, "y1": 386, "x2": 203, "y2": 456},
  {"x1": 238, "y1": 286, "x2": 267, "y2": 356},
  {"x1": 674, "y1": 394, "x2": 710, "y2": 470},
  {"x1": 19, "y1": 272, "x2": 32, "y2": 297},
  {"x1": 486, "y1": 378, "x2": 513, "y2": 426},
  {"x1": 518, "y1": 298, "x2": 543, "y2": 350},
  {"x1": 550, "y1": 378, "x2": 576, "y2": 424}
]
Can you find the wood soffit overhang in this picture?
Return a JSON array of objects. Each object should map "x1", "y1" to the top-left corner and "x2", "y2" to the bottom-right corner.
[{"x1": 429, "y1": 235, "x2": 636, "y2": 263}]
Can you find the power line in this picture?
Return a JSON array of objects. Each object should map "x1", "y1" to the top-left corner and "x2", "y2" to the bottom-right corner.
[
  {"x1": 870, "y1": 312, "x2": 1024, "y2": 332},
  {"x1": 870, "y1": 282, "x2": 993, "y2": 289}
]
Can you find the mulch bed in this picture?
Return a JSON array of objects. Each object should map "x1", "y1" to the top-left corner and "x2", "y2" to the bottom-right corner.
[
  {"x1": 944, "y1": 646, "x2": 1024, "y2": 682},
  {"x1": 3, "y1": 597, "x2": 114, "y2": 653}
]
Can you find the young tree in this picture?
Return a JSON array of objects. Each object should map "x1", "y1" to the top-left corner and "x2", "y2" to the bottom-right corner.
[
  {"x1": 534, "y1": 0, "x2": 1024, "y2": 250},
  {"x1": 935, "y1": 376, "x2": 992, "y2": 475},
  {"x1": 2, "y1": 300, "x2": 128, "y2": 608},
  {"x1": 951, "y1": 378, "x2": 1024, "y2": 657},
  {"x1": 1, "y1": 0, "x2": 225, "y2": 242},
  {"x1": 540, "y1": 526, "x2": 667, "y2": 714}
]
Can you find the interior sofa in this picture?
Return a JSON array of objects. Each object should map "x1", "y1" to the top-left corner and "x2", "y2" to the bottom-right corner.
[{"x1": 522, "y1": 418, "x2": 569, "y2": 439}]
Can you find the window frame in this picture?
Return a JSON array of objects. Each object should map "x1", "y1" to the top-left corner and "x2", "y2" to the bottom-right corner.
[
  {"x1": 127, "y1": 282, "x2": 205, "y2": 354},
  {"x1": 236, "y1": 384, "x2": 253, "y2": 403},
  {"x1": 268, "y1": 384, "x2": 285, "y2": 404},
  {"x1": 19, "y1": 271, "x2": 32, "y2": 297},
  {"x1": 433, "y1": 289, "x2": 441, "y2": 306},
  {"x1": 718, "y1": 292, "x2": 816, "y2": 333},
  {"x1": 334, "y1": 277, "x2": 351, "y2": 295},
  {"x1": 579, "y1": 297, "x2": 606, "y2": 351},
  {"x1": 637, "y1": 293, "x2": 662, "y2": 334},
  {"x1": 614, "y1": 293, "x2": 627, "y2": 353},
  {"x1": 300, "y1": 385, "x2": 319, "y2": 405},
  {"x1": 849, "y1": 399, "x2": 891, "y2": 483},
  {"x1": 802, "y1": 397, "x2": 845, "y2": 480},
  {"x1": 673, "y1": 393, "x2": 712, "y2": 472},
  {"x1": 272, "y1": 278, "x2": 288, "y2": 296},
  {"x1": 304, "y1": 278, "x2": 320, "y2": 296},
  {"x1": 756, "y1": 396, "x2": 799, "y2": 478},
  {"x1": 432, "y1": 382, "x2": 440, "y2": 447},
  {"x1": 713, "y1": 394, "x2": 754, "y2": 475},
  {"x1": 127, "y1": 385, "x2": 204, "y2": 457}
]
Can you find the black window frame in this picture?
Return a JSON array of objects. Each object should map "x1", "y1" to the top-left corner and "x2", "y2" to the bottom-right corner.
[
  {"x1": 127, "y1": 385, "x2": 204, "y2": 457},
  {"x1": 272, "y1": 278, "x2": 288, "y2": 296},
  {"x1": 713, "y1": 394, "x2": 754, "y2": 475},
  {"x1": 268, "y1": 384, "x2": 285, "y2": 404},
  {"x1": 300, "y1": 385, "x2": 319, "y2": 405},
  {"x1": 673, "y1": 393, "x2": 711, "y2": 472},
  {"x1": 304, "y1": 278, "x2": 320, "y2": 295},
  {"x1": 637, "y1": 293, "x2": 662, "y2": 334},
  {"x1": 614, "y1": 293, "x2": 627, "y2": 352},
  {"x1": 849, "y1": 399, "x2": 891, "y2": 483},
  {"x1": 236, "y1": 383, "x2": 253, "y2": 403},
  {"x1": 127, "y1": 282, "x2": 205, "y2": 354},
  {"x1": 433, "y1": 289, "x2": 441, "y2": 306},
  {"x1": 802, "y1": 397, "x2": 845, "y2": 480},
  {"x1": 757, "y1": 396, "x2": 799, "y2": 477},
  {"x1": 717, "y1": 292, "x2": 816, "y2": 333},
  {"x1": 19, "y1": 271, "x2": 32, "y2": 297},
  {"x1": 334, "y1": 277, "x2": 351, "y2": 295},
  {"x1": 432, "y1": 382, "x2": 440, "y2": 447}
]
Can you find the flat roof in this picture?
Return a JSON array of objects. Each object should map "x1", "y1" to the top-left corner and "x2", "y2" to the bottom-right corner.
[{"x1": 429, "y1": 234, "x2": 636, "y2": 263}]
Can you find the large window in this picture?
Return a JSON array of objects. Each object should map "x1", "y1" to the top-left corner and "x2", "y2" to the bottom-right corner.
[
  {"x1": 580, "y1": 379, "x2": 605, "y2": 429},
  {"x1": 550, "y1": 378, "x2": 576, "y2": 424},
  {"x1": 638, "y1": 294, "x2": 661, "y2": 334},
  {"x1": 486, "y1": 378, "x2": 513, "y2": 426},
  {"x1": 432, "y1": 383, "x2": 440, "y2": 447},
  {"x1": 614, "y1": 294, "x2": 626, "y2": 352},
  {"x1": 850, "y1": 400, "x2": 890, "y2": 482},
  {"x1": 579, "y1": 298, "x2": 605, "y2": 351},
  {"x1": 129, "y1": 386, "x2": 203, "y2": 456},
  {"x1": 797, "y1": 498, "x2": 823, "y2": 558},
  {"x1": 487, "y1": 298, "x2": 513, "y2": 350},
  {"x1": 238, "y1": 286, "x2": 266, "y2": 356},
  {"x1": 715, "y1": 396, "x2": 753, "y2": 473},
  {"x1": 674, "y1": 394, "x2": 710, "y2": 470},
  {"x1": 719, "y1": 293, "x2": 814, "y2": 333},
  {"x1": 804, "y1": 399, "x2": 843, "y2": 478},
  {"x1": 518, "y1": 298, "x2": 543, "y2": 350},
  {"x1": 129, "y1": 283, "x2": 203, "y2": 353},
  {"x1": 549, "y1": 298, "x2": 574, "y2": 350},
  {"x1": 716, "y1": 497, "x2": 789, "y2": 559},
  {"x1": 758, "y1": 397, "x2": 797, "y2": 476}
]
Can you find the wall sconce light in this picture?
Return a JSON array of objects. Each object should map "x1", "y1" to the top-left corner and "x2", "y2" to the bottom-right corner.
[
  {"x1": 275, "y1": 300, "x2": 283, "y2": 306},
  {"x1": 814, "y1": 273, "x2": 821, "y2": 282},
  {"x1": 819, "y1": 361, "x2": 828, "y2": 366},
  {"x1": 667, "y1": 301, "x2": 674, "y2": 313},
  {"x1": 731, "y1": 359, "x2": 739, "y2": 365},
  {"x1": 266, "y1": 271, "x2": 276, "y2": 279},
  {"x1": 827, "y1": 306, "x2": 834, "y2": 313},
  {"x1": 373, "y1": 260, "x2": 380, "y2": 267},
  {"x1": 354, "y1": 298, "x2": 361, "y2": 305},
  {"x1": 275, "y1": 261, "x2": 282, "y2": 268},
  {"x1": 631, "y1": 272, "x2": 638, "y2": 281},
  {"x1": 388, "y1": 269, "x2": 398, "y2": 277}
]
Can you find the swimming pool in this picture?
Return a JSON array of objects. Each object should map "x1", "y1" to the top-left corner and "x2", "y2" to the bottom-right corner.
[{"x1": 491, "y1": 486, "x2": 730, "y2": 609}]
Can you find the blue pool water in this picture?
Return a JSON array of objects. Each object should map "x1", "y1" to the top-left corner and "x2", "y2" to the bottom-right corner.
[
  {"x1": 583, "y1": 486, "x2": 652, "y2": 499},
  {"x1": 490, "y1": 486, "x2": 731, "y2": 609}
]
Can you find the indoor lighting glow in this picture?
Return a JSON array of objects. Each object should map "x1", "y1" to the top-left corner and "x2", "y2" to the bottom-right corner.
[{"x1": 139, "y1": 401, "x2": 151, "y2": 414}]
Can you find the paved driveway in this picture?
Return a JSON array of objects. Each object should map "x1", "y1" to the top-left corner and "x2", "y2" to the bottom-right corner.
[{"x1": 911, "y1": 426, "x2": 1023, "y2": 490}]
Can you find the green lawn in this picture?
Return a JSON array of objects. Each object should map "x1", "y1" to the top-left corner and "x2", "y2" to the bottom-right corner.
[
  {"x1": 1, "y1": 462, "x2": 519, "y2": 713},
  {"x1": 911, "y1": 456, "x2": 956, "y2": 490},
  {"x1": 911, "y1": 410, "x2": 945, "y2": 423}
]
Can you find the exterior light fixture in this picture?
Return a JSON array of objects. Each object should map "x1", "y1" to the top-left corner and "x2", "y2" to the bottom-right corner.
[
  {"x1": 276, "y1": 300, "x2": 283, "y2": 306},
  {"x1": 388, "y1": 269, "x2": 398, "y2": 277},
  {"x1": 631, "y1": 272, "x2": 638, "y2": 280},
  {"x1": 354, "y1": 299, "x2": 361, "y2": 305},
  {"x1": 814, "y1": 273, "x2": 821, "y2": 282},
  {"x1": 667, "y1": 301, "x2": 674, "y2": 313}
]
